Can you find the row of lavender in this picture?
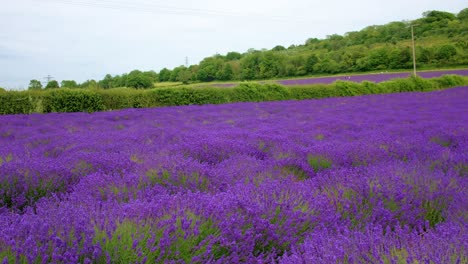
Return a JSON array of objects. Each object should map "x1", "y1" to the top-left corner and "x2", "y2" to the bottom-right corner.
[
  {"x1": 1, "y1": 87, "x2": 467, "y2": 262},
  {"x1": 278, "y1": 69, "x2": 468, "y2": 86},
  {"x1": 215, "y1": 69, "x2": 468, "y2": 87}
]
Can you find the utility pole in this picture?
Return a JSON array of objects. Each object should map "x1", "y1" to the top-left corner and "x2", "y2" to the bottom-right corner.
[
  {"x1": 411, "y1": 24, "x2": 418, "y2": 76},
  {"x1": 44, "y1": 75, "x2": 54, "y2": 83},
  {"x1": 185, "y1": 56, "x2": 188, "y2": 67}
]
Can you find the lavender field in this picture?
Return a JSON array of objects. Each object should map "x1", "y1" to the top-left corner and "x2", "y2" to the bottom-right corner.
[
  {"x1": 215, "y1": 69, "x2": 468, "y2": 87},
  {"x1": 1, "y1": 87, "x2": 467, "y2": 263},
  {"x1": 277, "y1": 69, "x2": 468, "y2": 86}
]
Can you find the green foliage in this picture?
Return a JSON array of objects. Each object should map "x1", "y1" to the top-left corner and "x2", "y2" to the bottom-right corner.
[
  {"x1": 45, "y1": 80, "x2": 59, "y2": 89},
  {"x1": 42, "y1": 89, "x2": 105, "y2": 113},
  {"x1": 334, "y1": 80, "x2": 362, "y2": 96},
  {"x1": 458, "y1": 8, "x2": 468, "y2": 20},
  {"x1": 151, "y1": 87, "x2": 230, "y2": 106},
  {"x1": 422, "y1": 10, "x2": 456, "y2": 23},
  {"x1": 423, "y1": 200, "x2": 446, "y2": 228},
  {"x1": 159, "y1": 68, "x2": 172, "y2": 82},
  {"x1": 97, "y1": 88, "x2": 154, "y2": 110},
  {"x1": 436, "y1": 44, "x2": 457, "y2": 62},
  {"x1": 94, "y1": 215, "x2": 221, "y2": 263},
  {"x1": 142, "y1": 8, "x2": 466, "y2": 83},
  {"x1": 0, "y1": 91, "x2": 36, "y2": 114},
  {"x1": 288, "y1": 84, "x2": 336, "y2": 99},
  {"x1": 225, "y1": 51, "x2": 242, "y2": 61},
  {"x1": 28, "y1": 79, "x2": 43, "y2": 90},
  {"x1": 80, "y1": 79, "x2": 99, "y2": 89},
  {"x1": 0, "y1": 87, "x2": 5, "y2": 92},
  {"x1": 379, "y1": 76, "x2": 434, "y2": 93},
  {"x1": 0, "y1": 75, "x2": 466, "y2": 115},
  {"x1": 430, "y1": 74, "x2": 464, "y2": 89},
  {"x1": 280, "y1": 165, "x2": 309, "y2": 181},
  {"x1": 126, "y1": 70, "x2": 154, "y2": 89},
  {"x1": 60, "y1": 80, "x2": 79, "y2": 88},
  {"x1": 99, "y1": 74, "x2": 115, "y2": 89},
  {"x1": 272, "y1": 45, "x2": 286, "y2": 51},
  {"x1": 307, "y1": 155, "x2": 332, "y2": 173},
  {"x1": 231, "y1": 83, "x2": 290, "y2": 102}
]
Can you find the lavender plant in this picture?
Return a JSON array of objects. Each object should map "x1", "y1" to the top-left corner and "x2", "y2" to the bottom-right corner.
[{"x1": 0, "y1": 87, "x2": 467, "y2": 263}]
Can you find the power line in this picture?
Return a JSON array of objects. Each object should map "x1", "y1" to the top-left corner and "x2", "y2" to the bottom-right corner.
[
  {"x1": 38, "y1": 0, "x2": 309, "y2": 22},
  {"x1": 43, "y1": 75, "x2": 54, "y2": 83}
]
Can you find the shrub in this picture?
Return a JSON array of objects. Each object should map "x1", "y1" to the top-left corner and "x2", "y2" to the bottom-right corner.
[
  {"x1": 151, "y1": 87, "x2": 230, "y2": 106},
  {"x1": 288, "y1": 84, "x2": 335, "y2": 99},
  {"x1": 430, "y1": 74, "x2": 465, "y2": 89},
  {"x1": 97, "y1": 88, "x2": 137, "y2": 110},
  {"x1": 42, "y1": 89, "x2": 105, "y2": 113},
  {"x1": 231, "y1": 83, "x2": 290, "y2": 102},
  {"x1": 0, "y1": 91, "x2": 34, "y2": 114},
  {"x1": 334, "y1": 80, "x2": 362, "y2": 96},
  {"x1": 98, "y1": 88, "x2": 156, "y2": 110}
]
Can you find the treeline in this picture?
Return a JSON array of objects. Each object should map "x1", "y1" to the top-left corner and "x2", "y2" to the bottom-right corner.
[
  {"x1": 27, "y1": 70, "x2": 159, "y2": 90},
  {"x1": 26, "y1": 8, "x2": 468, "y2": 90},
  {"x1": 3, "y1": 75, "x2": 467, "y2": 114}
]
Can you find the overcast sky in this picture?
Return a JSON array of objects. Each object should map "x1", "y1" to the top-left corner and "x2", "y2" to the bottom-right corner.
[{"x1": 0, "y1": 0, "x2": 465, "y2": 89}]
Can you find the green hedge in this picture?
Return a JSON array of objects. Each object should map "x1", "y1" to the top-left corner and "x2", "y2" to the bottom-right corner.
[
  {"x1": 231, "y1": 83, "x2": 290, "y2": 102},
  {"x1": 42, "y1": 89, "x2": 104, "y2": 113},
  {"x1": 0, "y1": 91, "x2": 44, "y2": 114},
  {"x1": 96, "y1": 88, "x2": 156, "y2": 110},
  {"x1": 0, "y1": 75, "x2": 466, "y2": 114},
  {"x1": 151, "y1": 87, "x2": 230, "y2": 106}
]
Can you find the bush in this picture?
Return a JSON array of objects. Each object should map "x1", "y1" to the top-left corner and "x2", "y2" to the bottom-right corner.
[
  {"x1": 98, "y1": 88, "x2": 155, "y2": 110},
  {"x1": 151, "y1": 87, "x2": 230, "y2": 106},
  {"x1": 334, "y1": 81, "x2": 362, "y2": 96},
  {"x1": 360, "y1": 81, "x2": 380, "y2": 94},
  {"x1": 231, "y1": 83, "x2": 290, "y2": 102},
  {"x1": 430, "y1": 74, "x2": 464, "y2": 88},
  {"x1": 0, "y1": 91, "x2": 34, "y2": 114},
  {"x1": 42, "y1": 89, "x2": 105, "y2": 113},
  {"x1": 288, "y1": 84, "x2": 335, "y2": 99}
]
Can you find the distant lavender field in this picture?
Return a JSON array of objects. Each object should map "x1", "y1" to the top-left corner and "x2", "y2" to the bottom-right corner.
[
  {"x1": 0, "y1": 87, "x2": 467, "y2": 263},
  {"x1": 216, "y1": 69, "x2": 468, "y2": 87}
]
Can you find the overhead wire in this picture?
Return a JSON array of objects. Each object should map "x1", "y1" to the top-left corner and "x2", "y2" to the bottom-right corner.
[{"x1": 37, "y1": 0, "x2": 309, "y2": 23}]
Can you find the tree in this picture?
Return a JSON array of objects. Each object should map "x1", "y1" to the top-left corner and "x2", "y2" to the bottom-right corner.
[
  {"x1": 240, "y1": 52, "x2": 261, "y2": 80},
  {"x1": 99, "y1": 74, "x2": 115, "y2": 89},
  {"x1": 458, "y1": 8, "x2": 468, "y2": 20},
  {"x1": 126, "y1": 70, "x2": 153, "y2": 89},
  {"x1": 217, "y1": 63, "x2": 234, "y2": 81},
  {"x1": 305, "y1": 55, "x2": 319, "y2": 73},
  {"x1": 258, "y1": 51, "x2": 283, "y2": 78},
  {"x1": 225, "y1": 51, "x2": 242, "y2": 61},
  {"x1": 45, "y1": 80, "x2": 59, "y2": 89},
  {"x1": 60, "y1": 80, "x2": 78, "y2": 88},
  {"x1": 197, "y1": 57, "x2": 223, "y2": 82},
  {"x1": 144, "y1": 71, "x2": 159, "y2": 83},
  {"x1": 28, "y1": 79, "x2": 43, "y2": 90},
  {"x1": 170, "y1": 66, "x2": 186, "y2": 82},
  {"x1": 158, "y1": 68, "x2": 172, "y2": 82},
  {"x1": 271, "y1": 45, "x2": 286, "y2": 51},
  {"x1": 423, "y1": 10, "x2": 456, "y2": 23},
  {"x1": 0, "y1": 87, "x2": 5, "y2": 92},
  {"x1": 177, "y1": 68, "x2": 192, "y2": 84},
  {"x1": 388, "y1": 47, "x2": 411, "y2": 69},
  {"x1": 80, "y1": 79, "x2": 99, "y2": 89},
  {"x1": 436, "y1": 44, "x2": 457, "y2": 63}
]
